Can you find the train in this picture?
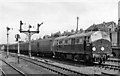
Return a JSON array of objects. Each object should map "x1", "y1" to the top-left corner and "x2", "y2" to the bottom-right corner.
[{"x1": 4, "y1": 31, "x2": 112, "y2": 64}]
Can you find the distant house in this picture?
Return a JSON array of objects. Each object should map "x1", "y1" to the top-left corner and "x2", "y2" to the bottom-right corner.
[
  {"x1": 85, "y1": 21, "x2": 117, "y2": 32},
  {"x1": 85, "y1": 21, "x2": 119, "y2": 47}
]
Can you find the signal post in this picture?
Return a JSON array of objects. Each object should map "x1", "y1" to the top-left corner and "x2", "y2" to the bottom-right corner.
[
  {"x1": 6, "y1": 27, "x2": 12, "y2": 58},
  {"x1": 15, "y1": 34, "x2": 20, "y2": 63},
  {"x1": 19, "y1": 20, "x2": 43, "y2": 58}
]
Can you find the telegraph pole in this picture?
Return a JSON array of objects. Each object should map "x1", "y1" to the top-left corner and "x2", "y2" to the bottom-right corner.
[
  {"x1": 76, "y1": 17, "x2": 79, "y2": 33},
  {"x1": 6, "y1": 27, "x2": 12, "y2": 58},
  {"x1": 20, "y1": 20, "x2": 43, "y2": 58}
]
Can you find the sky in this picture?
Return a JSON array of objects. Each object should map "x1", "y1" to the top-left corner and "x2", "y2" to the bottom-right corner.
[{"x1": 0, "y1": 0, "x2": 119, "y2": 44}]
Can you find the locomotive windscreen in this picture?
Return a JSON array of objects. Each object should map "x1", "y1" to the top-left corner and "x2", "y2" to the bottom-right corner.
[{"x1": 90, "y1": 31, "x2": 110, "y2": 42}]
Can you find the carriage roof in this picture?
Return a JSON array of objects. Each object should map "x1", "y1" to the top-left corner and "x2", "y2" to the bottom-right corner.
[
  {"x1": 54, "y1": 36, "x2": 67, "y2": 40},
  {"x1": 54, "y1": 31, "x2": 95, "y2": 40},
  {"x1": 67, "y1": 31, "x2": 94, "y2": 38}
]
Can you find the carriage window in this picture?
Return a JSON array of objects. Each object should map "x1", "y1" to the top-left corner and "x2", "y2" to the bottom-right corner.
[
  {"x1": 65, "y1": 40, "x2": 68, "y2": 44},
  {"x1": 13, "y1": 46, "x2": 15, "y2": 49},
  {"x1": 71, "y1": 38, "x2": 75, "y2": 44},
  {"x1": 59, "y1": 40, "x2": 63, "y2": 44},
  {"x1": 86, "y1": 36, "x2": 90, "y2": 43},
  {"x1": 15, "y1": 45, "x2": 17, "y2": 48},
  {"x1": 79, "y1": 38, "x2": 83, "y2": 43},
  {"x1": 23, "y1": 44, "x2": 24, "y2": 47},
  {"x1": 56, "y1": 40, "x2": 58, "y2": 45},
  {"x1": 76, "y1": 38, "x2": 79, "y2": 44},
  {"x1": 37, "y1": 42, "x2": 39, "y2": 47},
  {"x1": 68, "y1": 39, "x2": 71, "y2": 44}
]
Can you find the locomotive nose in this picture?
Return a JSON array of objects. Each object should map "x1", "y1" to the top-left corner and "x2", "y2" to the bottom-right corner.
[
  {"x1": 92, "y1": 39, "x2": 112, "y2": 53},
  {"x1": 98, "y1": 39, "x2": 105, "y2": 52},
  {"x1": 90, "y1": 31, "x2": 112, "y2": 54}
]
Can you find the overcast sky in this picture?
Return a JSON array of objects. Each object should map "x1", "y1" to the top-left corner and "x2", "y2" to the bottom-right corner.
[{"x1": 0, "y1": 0, "x2": 119, "y2": 44}]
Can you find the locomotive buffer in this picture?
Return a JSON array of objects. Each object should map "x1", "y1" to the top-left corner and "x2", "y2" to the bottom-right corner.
[{"x1": 19, "y1": 20, "x2": 43, "y2": 58}]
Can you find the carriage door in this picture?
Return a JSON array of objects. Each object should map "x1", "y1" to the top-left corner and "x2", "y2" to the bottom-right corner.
[
  {"x1": 37, "y1": 42, "x2": 39, "y2": 51},
  {"x1": 71, "y1": 38, "x2": 75, "y2": 50}
]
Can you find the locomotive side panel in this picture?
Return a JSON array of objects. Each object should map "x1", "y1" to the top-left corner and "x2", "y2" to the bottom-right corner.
[
  {"x1": 54, "y1": 38, "x2": 86, "y2": 54},
  {"x1": 53, "y1": 34, "x2": 93, "y2": 61}
]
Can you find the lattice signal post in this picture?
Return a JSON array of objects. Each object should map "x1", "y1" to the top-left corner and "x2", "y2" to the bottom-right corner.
[{"x1": 19, "y1": 20, "x2": 43, "y2": 57}]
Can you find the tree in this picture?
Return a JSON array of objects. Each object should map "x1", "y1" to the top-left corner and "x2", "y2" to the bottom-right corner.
[
  {"x1": 71, "y1": 29, "x2": 74, "y2": 32},
  {"x1": 79, "y1": 28, "x2": 83, "y2": 33}
]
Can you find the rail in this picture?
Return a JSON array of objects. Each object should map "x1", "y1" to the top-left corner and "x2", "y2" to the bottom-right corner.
[
  {"x1": 0, "y1": 67, "x2": 6, "y2": 76},
  {"x1": 20, "y1": 56, "x2": 90, "y2": 76},
  {"x1": 112, "y1": 46, "x2": 120, "y2": 49},
  {"x1": 0, "y1": 59, "x2": 26, "y2": 76},
  {"x1": 94, "y1": 62, "x2": 120, "y2": 72}
]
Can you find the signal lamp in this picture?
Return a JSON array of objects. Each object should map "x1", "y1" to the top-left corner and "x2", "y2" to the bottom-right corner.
[
  {"x1": 92, "y1": 47, "x2": 96, "y2": 51},
  {"x1": 101, "y1": 47, "x2": 104, "y2": 51}
]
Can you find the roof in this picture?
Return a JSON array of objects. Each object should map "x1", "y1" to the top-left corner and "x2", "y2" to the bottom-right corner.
[
  {"x1": 68, "y1": 31, "x2": 94, "y2": 38},
  {"x1": 54, "y1": 31, "x2": 94, "y2": 40},
  {"x1": 86, "y1": 21, "x2": 116, "y2": 32},
  {"x1": 55, "y1": 36, "x2": 68, "y2": 40}
]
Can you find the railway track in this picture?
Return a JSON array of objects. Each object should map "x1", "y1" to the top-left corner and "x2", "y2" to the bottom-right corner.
[
  {"x1": 0, "y1": 67, "x2": 6, "y2": 76},
  {"x1": 101, "y1": 72, "x2": 119, "y2": 76},
  {"x1": 107, "y1": 58, "x2": 120, "y2": 67},
  {"x1": 0, "y1": 59, "x2": 26, "y2": 76},
  {"x1": 19, "y1": 56, "x2": 91, "y2": 76},
  {"x1": 101, "y1": 58, "x2": 120, "y2": 71},
  {"x1": 93, "y1": 63, "x2": 119, "y2": 76},
  {"x1": 94, "y1": 62, "x2": 120, "y2": 71},
  {"x1": 102, "y1": 63, "x2": 120, "y2": 71},
  {"x1": 8, "y1": 52, "x2": 120, "y2": 76},
  {"x1": 107, "y1": 59, "x2": 120, "y2": 63}
]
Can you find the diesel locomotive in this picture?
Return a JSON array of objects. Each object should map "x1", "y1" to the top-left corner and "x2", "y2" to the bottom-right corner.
[{"x1": 4, "y1": 31, "x2": 112, "y2": 64}]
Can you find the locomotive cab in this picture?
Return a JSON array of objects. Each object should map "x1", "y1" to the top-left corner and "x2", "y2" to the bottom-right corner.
[{"x1": 90, "y1": 31, "x2": 112, "y2": 64}]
